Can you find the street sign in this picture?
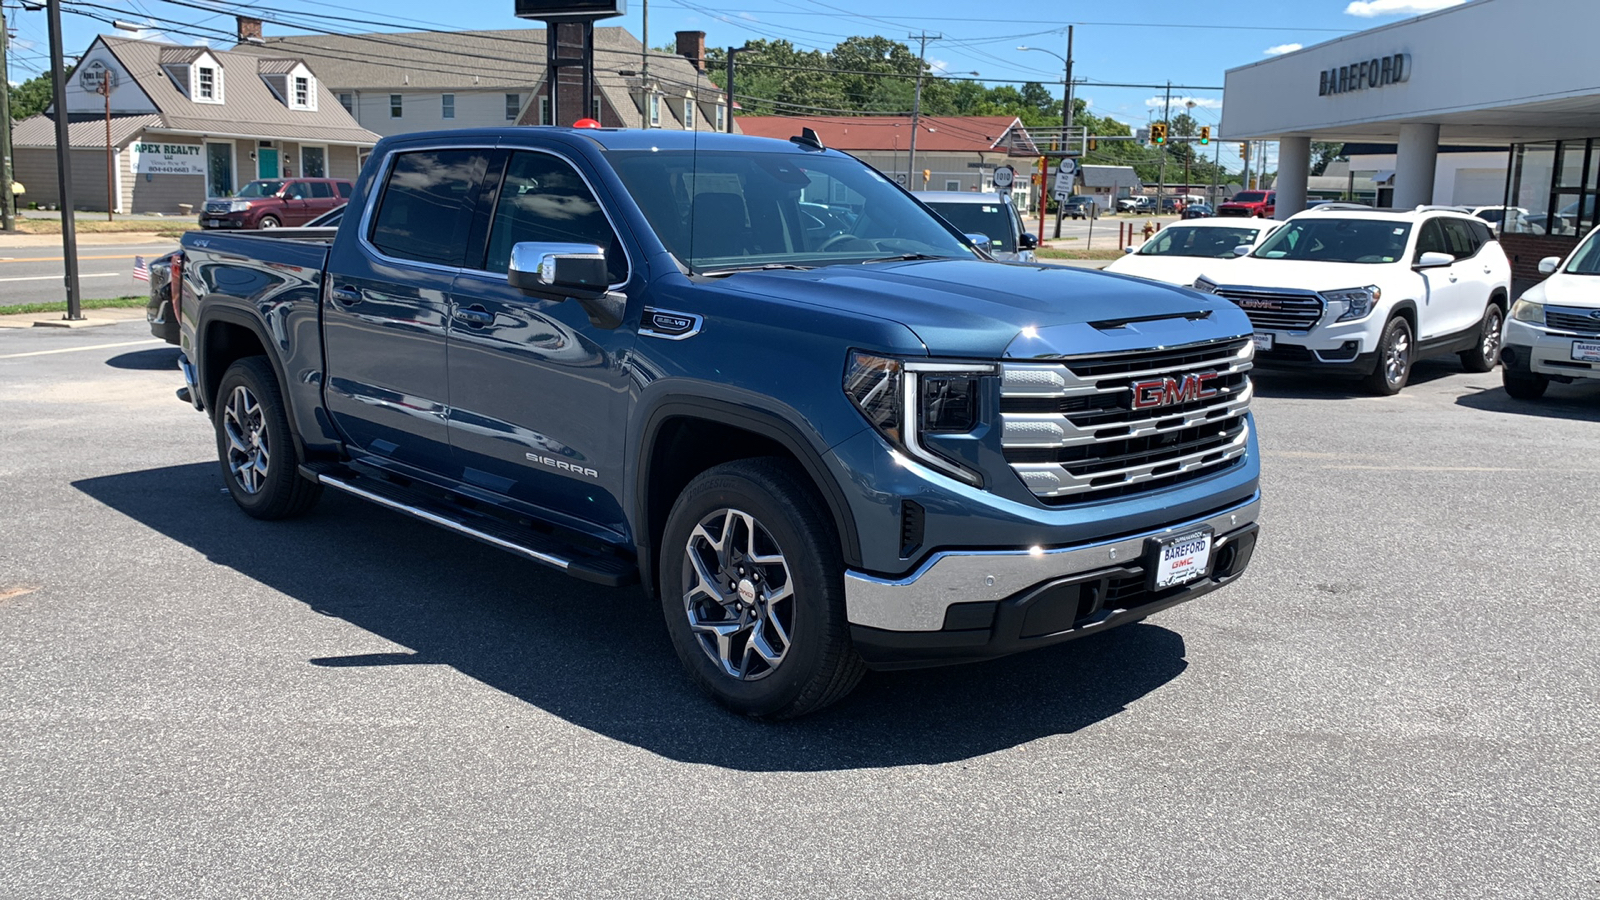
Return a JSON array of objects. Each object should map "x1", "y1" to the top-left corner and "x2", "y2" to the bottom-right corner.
[
  {"x1": 1053, "y1": 190, "x2": 1069, "y2": 202},
  {"x1": 1056, "y1": 159, "x2": 1077, "y2": 176},
  {"x1": 992, "y1": 165, "x2": 1015, "y2": 189},
  {"x1": 1052, "y1": 159, "x2": 1075, "y2": 195},
  {"x1": 78, "y1": 60, "x2": 117, "y2": 95}
]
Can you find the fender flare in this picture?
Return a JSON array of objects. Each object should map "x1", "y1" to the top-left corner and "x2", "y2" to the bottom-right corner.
[
  {"x1": 195, "y1": 304, "x2": 305, "y2": 461},
  {"x1": 631, "y1": 393, "x2": 864, "y2": 595}
]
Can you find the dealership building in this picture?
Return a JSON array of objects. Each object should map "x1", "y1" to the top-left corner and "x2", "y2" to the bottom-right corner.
[{"x1": 1221, "y1": 0, "x2": 1600, "y2": 283}]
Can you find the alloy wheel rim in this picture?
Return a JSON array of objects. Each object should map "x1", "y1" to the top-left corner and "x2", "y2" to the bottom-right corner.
[
  {"x1": 260, "y1": 218, "x2": 278, "y2": 229},
  {"x1": 1386, "y1": 328, "x2": 1411, "y2": 385},
  {"x1": 1483, "y1": 310, "x2": 1503, "y2": 363},
  {"x1": 223, "y1": 385, "x2": 270, "y2": 494},
  {"x1": 681, "y1": 507, "x2": 795, "y2": 681}
]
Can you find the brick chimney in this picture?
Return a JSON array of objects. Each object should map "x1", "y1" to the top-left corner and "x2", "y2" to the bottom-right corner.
[
  {"x1": 675, "y1": 31, "x2": 707, "y2": 73},
  {"x1": 237, "y1": 16, "x2": 263, "y2": 43}
]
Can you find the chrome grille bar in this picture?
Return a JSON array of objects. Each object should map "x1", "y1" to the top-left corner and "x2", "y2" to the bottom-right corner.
[{"x1": 1213, "y1": 287, "x2": 1324, "y2": 332}]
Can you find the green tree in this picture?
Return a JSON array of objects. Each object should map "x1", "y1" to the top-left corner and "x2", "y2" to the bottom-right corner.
[
  {"x1": 1311, "y1": 141, "x2": 1346, "y2": 176},
  {"x1": 10, "y1": 72, "x2": 63, "y2": 121}
]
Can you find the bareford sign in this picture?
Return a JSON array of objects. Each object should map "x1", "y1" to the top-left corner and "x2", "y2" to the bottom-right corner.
[
  {"x1": 1319, "y1": 53, "x2": 1410, "y2": 96},
  {"x1": 129, "y1": 142, "x2": 209, "y2": 177}
]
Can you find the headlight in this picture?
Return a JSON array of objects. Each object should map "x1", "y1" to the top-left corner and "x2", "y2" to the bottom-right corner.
[
  {"x1": 1323, "y1": 285, "x2": 1381, "y2": 322},
  {"x1": 1511, "y1": 298, "x2": 1546, "y2": 325},
  {"x1": 229, "y1": 199, "x2": 253, "y2": 212},
  {"x1": 844, "y1": 352, "x2": 993, "y2": 485},
  {"x1": 1193, "y1": 276, "x2": 1218, "y2": 294}
]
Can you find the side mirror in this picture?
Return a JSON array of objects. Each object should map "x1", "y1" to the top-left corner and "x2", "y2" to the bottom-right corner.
[
  {"x1": 1123, "y1": 246, "x2": 1136, "y2": 255},
  {"x1": 964, "y1": 232, "x2": 992, "y2": 251},
  {"x1": 1018, "y1": 232, "x2": 1038, "y2": 250},
  {"x1": 1538, "y1": 256, "x2": 1561, "y2": 275},
  {"x1": 1414, "y1": 251, "x2": 1454, "y2": 269},
  {"x1": 508, "y1": 242, "x2": 624, "y2": 329},
  {"x1": 1232, "y1": 245, "x2": 1252, "y2": 257}
]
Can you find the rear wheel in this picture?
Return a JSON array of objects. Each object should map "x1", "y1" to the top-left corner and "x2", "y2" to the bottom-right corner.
[
  {"x1": 1459, "y1": 303, "x2": 1505, "y2": 372},
  {"x1": 1502, "y1": 367, "x2": 1549, "y2": 400},
  {"x1": 1364, "y1": 316, "x2": 1414, "y2": 396},
  {"x1": 214, "y1": 357, "x2": 321, "y2": 519},
  {"x1": 659, "y1": 458, "x2": 865, "y2": 719}
]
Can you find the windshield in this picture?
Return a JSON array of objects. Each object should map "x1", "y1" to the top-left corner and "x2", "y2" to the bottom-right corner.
[
  {"x1": 1252, "y1": 218, "x2": 1412, "y2": 264},
  {"x1": 1565, "y1": 230, "x2": 1600, "y2": 275},
  {"x1": 923, "y1": 201, "x2": 1016, "y2": 252},
  {"x1": 235, "y1": 180, "x2": 284, "y2": 198},
  {"x1": 607, "y1": 149, "x2": 974, "y2": 273},
  {"x1": 1139, "y1": 225, "x2": 1261, "y2": 258},
  {"x1": 1231, "y1": 192, "x2": 1267, "y2": 203}
]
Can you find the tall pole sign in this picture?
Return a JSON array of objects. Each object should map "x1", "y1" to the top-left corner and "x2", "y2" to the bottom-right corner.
[
  {"x1": 514, "y1": 0, "x2": 626, "y2": 127},
  {"x1": 82, "y1": 62, "x2": 119, "y2": 222}
]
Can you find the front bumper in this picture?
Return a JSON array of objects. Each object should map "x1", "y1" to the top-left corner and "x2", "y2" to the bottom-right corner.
[
  {"x1": 845, "y1": 493, "x2": 1259, "y2": 669},
  {"x1": 1503, "y1": 318, "x2": 1600, "y2": 382}
]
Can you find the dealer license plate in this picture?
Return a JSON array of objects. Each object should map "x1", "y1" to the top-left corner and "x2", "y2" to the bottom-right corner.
[
  {"x1": 1572, "y1": 340, "x2": 1600, "y2": 363},
  {"x1": 1252, "y1": 332, "x2": 1274, "y2": 351},
  {"x1": 1149, "y1": 528, "x2": 1213, "y2": 590}
]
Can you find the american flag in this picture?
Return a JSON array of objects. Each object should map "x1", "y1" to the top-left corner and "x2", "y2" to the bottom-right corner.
[{"x1": 132, "y1": 256, "x2": 150, "y2": 282}]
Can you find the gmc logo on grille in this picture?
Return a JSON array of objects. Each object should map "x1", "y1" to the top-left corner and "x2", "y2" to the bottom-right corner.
[
  {"x1": 1131, "y1": 372, "x2": 1219, "y2": 410},
  {"x1": 1237, "y1": 299, "x2": 1281, "y2": 310}
]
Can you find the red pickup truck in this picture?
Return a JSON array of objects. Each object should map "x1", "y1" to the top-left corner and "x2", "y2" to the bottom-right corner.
[
  {"x1": 1217, "y1": 190, "x2": 1275, "y2": 218},
  {"x1": 200, "y1": 177, "x2": 353, "y2": 230}
]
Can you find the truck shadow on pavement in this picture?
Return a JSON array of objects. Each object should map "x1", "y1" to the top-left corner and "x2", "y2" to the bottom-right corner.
[
  {"x1": 105, "y1": 347, "x2": 181, "y2": 371},
  {"x1": 75, "y1": 462, "x2": 1190, "y2": 771},
  {"x1": 1249, "y1": 359, "x2": 1463, "y2": 399},
  {"x1": 1453, "y1": 381, "x2": 1600, "y2": 421}
]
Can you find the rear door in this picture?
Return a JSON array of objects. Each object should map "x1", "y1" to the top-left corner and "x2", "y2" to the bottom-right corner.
[
  {"x1": 307, "y1": 181, "x2": 339, "y2": 219},
  {"x1": 1412, "y1": 218, "x2": 1474, "y2": 340},
  {"x1": 444, "y1": 147, "x2": 638, "y2": 538},
  {"x1": 321, "y1": 144, "x2": 492, "y2": 476},
  {"x1": 1437, "y1": 216, "x2": 1493, "y2": 336}
]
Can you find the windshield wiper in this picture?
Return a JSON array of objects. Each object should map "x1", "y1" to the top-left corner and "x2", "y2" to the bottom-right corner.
[
  {"x1": 699, "y1": 263, "x2": 814, "y2": 277},
  {"x1": 860, "y1": 253, "x2": 958, "y2": 264}
]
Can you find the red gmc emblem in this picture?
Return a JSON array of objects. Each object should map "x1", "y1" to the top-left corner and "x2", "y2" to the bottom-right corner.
[{"x1": 1131, "y1": 372, "x2": 1220, "y2": 410}]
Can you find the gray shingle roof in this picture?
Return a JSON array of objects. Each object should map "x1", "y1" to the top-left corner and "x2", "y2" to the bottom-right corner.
[
  {"x1": 1080, "y1": 165, "x2": 1142, "y2": 189},
  {"x1": 10, "y1": 113, "x2": 162, "y2": 149},
  {"x1": 101, "y1": 35, "x2": 381, "y2": 145}
]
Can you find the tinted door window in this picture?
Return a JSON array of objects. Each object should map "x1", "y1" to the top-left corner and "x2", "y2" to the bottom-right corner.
[
  {"x1": 370, "y1": 148, "x2": 489, "y2": 267},
  {"x1": 1414, "y1": 219, "x2": 1448, "y2": 260},
  {"x1": 284, "y1": 182, "x2": 310, "y2": 200},
  {"x1": 336, "y1": 182, "x2": 352, "y2": 198},
  {"x1": 1439, "y1": 218, "x2": 1479, "y2": 259},
  {"x1": 484, "y1": 151, "x2": 626, "y2": 283},
  {"x1": 309, "y1": 182, "x2": 334, "y2": 199}
]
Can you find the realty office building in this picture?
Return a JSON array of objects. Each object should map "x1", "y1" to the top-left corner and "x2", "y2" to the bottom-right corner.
[
  {"x1": 1220, "y1": 0, "x2": 1600, "y2": 283},
  {"x1": 11, "y1": 34, "x2": 380, "y2": 214}
]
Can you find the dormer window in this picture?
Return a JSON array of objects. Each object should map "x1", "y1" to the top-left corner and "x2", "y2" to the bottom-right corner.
[
  {"x1": 194, "y1": 64, "x2": 222, "y2": 103},
  {"x1": 648, "y1": 93, "x2": 661, "y2": 128},
  {"x1": 290, "y1": 73, "x2": 317, "y2": 110}
]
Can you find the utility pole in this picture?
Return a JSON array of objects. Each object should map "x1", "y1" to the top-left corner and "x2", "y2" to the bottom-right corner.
[
  {"x1": 47, "y1": 0, "x2": 83, "y2": 320},
  {"x1": 1212, "y1": 133, "x2": 1221, "y2": 205},
  {"x1": 97, "y1": 76, "x2": 114, "y2": 221},
  {"x1": 1, "y1": 5, "x2": 16, "y2": 232},
  {"x1": 1242, "y1": 140, "x2": 1252, "y2": 195},
  {"x1": 1156, "y1": 80, "x2": 1170, "y2": 217},
  {"x1": 906, "y1": 31, "x2": 939, "y2": 191},
  {"x1": 640, "y1": 0, "x2": 649, "y2": 83}
]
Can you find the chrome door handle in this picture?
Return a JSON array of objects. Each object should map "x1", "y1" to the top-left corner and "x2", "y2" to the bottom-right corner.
[
  {"x1": 453, "y1": 306, "x2": 494, "y2": 327},
  {"x1": 1448, "y1": 274, "x2": 1458, "y2": 282},
  {"x1": 330, "y1": 285, "x2": 361, "y2": 305}
]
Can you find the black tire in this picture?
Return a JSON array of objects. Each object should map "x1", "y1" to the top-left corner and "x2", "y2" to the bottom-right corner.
[
  {"x1": 257, "y1": 215, "x2": 281, "y2": 229},
  {"x1": 1502, "y1": 367, "x2": 1549, "y2": 400},
  {"x1": 659, "y1": 458, "x2": 865, "y2": 719},
  {"x1": 1459, "y1": 302, "x2": 1505, "y2": 373},
  {"x1": 213, "y1": 356, "x2": 322, "y2": 520},
  {"x1": 1364, "y1": 316, "x2": 1414, "y2": 396}
]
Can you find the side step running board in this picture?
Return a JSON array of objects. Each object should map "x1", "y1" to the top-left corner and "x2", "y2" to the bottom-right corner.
[{"x1": 301, "y1": 462, "x2": 637, "y2": 587}]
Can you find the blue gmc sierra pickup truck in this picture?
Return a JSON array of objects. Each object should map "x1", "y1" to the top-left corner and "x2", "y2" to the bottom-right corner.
[{"x1": 169, "y1": 126, "x2": 1261, "y2": 718}]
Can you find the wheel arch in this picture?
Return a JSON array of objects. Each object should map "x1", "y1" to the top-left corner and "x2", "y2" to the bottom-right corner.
[
  {"x1": 1387, "y1": 299, "x2": 1419, "y2": 333},
  {"x1": 633, "y1": 398, "x2": 862, "y2": 600},
  {"x1": 197, "y1": 307, "x2": 304, "y2": 461}
]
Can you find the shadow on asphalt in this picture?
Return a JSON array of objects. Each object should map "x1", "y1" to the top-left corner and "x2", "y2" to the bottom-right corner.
[
  {"x1": 1250, "y1": 359, "x2": 1463, "y2": 400},
  {"x1": 74, "y1": 462, "x2": 1189, "y2": 771},
  {"x1": 106, "y1": 347, "x2": 180, "y2": 371},
  {"x1": 1454, "y1": 380, "x2": 1600, "y2": 421}
]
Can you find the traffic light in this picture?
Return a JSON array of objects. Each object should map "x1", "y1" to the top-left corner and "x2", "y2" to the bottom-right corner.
[
  {"x1": 1239, "y1": 143, "x2": 1249, "y2": 159},
  {"x1": 1199, "y1": 126, "x2": 1210, "y2": 145},
  {"x1": 1088, "y1": 138, "x2": 1098, "y2": 151},
  {"x1": 1151, "y1": 122, "x2": 1167, "y2": 144},
  {"x1": 923, "y1": 168, "x2": 931, "y2": 186}
]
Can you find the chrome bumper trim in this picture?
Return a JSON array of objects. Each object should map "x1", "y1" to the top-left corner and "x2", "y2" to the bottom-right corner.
[{"x1": 844, "y1": 494, "x2": 1260, "y2": 632}]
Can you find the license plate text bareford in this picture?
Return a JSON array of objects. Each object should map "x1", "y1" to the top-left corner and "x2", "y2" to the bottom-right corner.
[
  {"x1": 1148, "y1": 528, "x2": 1213, "y2": 591},
  {"x1": 1573, "y1": 340, "x2": 1600, "y2": 363},
  {"x1": 1252, "y1": 332, "x2": 1274, "y2": 351}
]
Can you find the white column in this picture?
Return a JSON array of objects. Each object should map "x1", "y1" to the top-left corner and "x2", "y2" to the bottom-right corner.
[
  {"x1": 1394, "y1": 122, "x2": 1440, "y2": 210},
  {"x1": 1275, "y1": 137, "x2": 1310, "y2": 221}
]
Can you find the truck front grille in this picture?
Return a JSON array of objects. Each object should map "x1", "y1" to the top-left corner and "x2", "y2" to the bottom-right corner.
[
  {"x1": 1000, "y1": 337, "x2": 1252, "y2": 504},
  {"x1": 1214, "y1": 287, "x2": 1324, "y2": 331},
  {"x1": 1545, "y1": 307, "x2": 1600, "y2": 336}
]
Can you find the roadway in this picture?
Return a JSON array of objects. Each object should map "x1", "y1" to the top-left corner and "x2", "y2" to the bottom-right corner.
[{"x1": 0, "y1": 240, "x2": 177, "y2": 307}]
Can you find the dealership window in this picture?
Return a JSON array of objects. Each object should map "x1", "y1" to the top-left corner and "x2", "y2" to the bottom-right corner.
[
  {"x1": 539, "y1": 96, "x2": 550, "y2": 126},
  {"x1": 1504, "y1": 139, "x2": 1599, "y2": 237},
  {"x1": 506, "y1": 93, "x2": 520, "y2": 121},
  {"x1": 390, "y1": 94, "x2": 402, "y2": 118},
  {"x1": 338, "y1": 92, "x2": 353, "y2": 113},
  {"x1": 442, "y1": 93, "x2": 455, "y2": 119}
]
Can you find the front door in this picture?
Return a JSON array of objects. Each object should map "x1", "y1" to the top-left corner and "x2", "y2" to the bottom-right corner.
[
  {"x1": 446, "y1": 148, "x2": 637, "y2": 537},
  {"x1": 322, "y1": 145, "x2": 491, "y2": 477},
  {"x1": 257, "y1": 147, "x2": 279, "y2": 179},
  {"x1": 279, "y1": 181, "x2": 313, "y2": 224},
  {"x1": 205, "y1": 143, "x2": 233, "y2": 198}
]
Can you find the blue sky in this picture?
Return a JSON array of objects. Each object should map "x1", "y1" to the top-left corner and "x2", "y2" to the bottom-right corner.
[{"x1": 6, "y1": 0, "x2": 1468, "y2": 172}]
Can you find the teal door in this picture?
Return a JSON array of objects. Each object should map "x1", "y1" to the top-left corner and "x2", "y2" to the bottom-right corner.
[{"x1": 258, "y1": 148, "x2": 280, "y2": 179}]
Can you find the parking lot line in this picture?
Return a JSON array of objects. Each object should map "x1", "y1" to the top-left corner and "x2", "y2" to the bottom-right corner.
[{"x1": 0, "y1": 339, "x2": 162, "y2": 359}]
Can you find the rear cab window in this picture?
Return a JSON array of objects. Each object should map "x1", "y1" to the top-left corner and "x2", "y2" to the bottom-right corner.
[{"x1": 368, "y1": 148, "x2": 491, "y2": 267}]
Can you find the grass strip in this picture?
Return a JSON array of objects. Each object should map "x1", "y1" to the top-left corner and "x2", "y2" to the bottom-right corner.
[
  {"x1": 1035, "y1": 247, "x2": 1126, "y2": 261},
  {"x1": 1, "y1": 296, "x2": 148, "y2": 315}
]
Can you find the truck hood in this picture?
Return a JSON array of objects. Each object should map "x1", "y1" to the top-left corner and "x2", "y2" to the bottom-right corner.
[
  {"x1": 1198, "y1": 257, "x2": 1400, "y2": 293},
  {"x1": 712, "y1": 259, "x2": 1249, "y2": 359},
  {"x1": 1524, "y1": 271, "x2": 1600, "y2": 308}
]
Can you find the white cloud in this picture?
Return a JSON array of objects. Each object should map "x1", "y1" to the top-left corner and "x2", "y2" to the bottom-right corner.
[
  {"x1": 1345, "y1": 0, "x2": 1464, "y2": 18},
  {"x1": 737, "y1": 11, "x2": 759, "y2": 21},
  {"x1": 928, "y1": 58, "x2": 950, "y2": 72},
  {"x1": 1264, "y1": 43, "x2": 1302, "y2": 55},
  {"x1": 1145, "y1": 95, "x2": 1221, "y2": 110}
]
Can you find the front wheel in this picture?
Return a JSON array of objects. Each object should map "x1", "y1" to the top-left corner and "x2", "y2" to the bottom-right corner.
[
  {"x1": 257, "y1": 215, "x2": 281, "y2": 230},
  {"x1": 1459, "y1": 303, "x2": 1505, "y2": 372},
  {"x1": 1502, "y1": 367, "x2": 1549, "y2": 400},
  {"x1": 659, "y1": 458, "x2": 865, "y2": 719},
  {"x1": 214, "y1": 357, "x2": 322, "y2": 519},
  {"x1": 1364, "y1": 316, "x2": 1414, "y2": 395}
]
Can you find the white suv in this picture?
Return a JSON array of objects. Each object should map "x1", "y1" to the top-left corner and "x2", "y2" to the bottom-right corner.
[
  {"x1": 1500, "y1": 225, "x2": 1600, "y2": 399},
  {"x1": 1194, "y1": 206, "x2": 1513, "y2": 394}
]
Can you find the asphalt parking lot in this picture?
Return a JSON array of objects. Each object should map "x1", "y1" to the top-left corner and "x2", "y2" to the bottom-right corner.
[{"x1": 2, "y1": 319, "x2": 1597, "y2": 897}]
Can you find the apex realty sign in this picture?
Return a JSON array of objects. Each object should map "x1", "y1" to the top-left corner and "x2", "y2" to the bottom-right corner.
[
  {"x1": 129, "y1": 141, "x2": 207, "y2": 177},
  {"x1": 1319, "y1": 53, "x2": 1410, "y2": 96}
]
